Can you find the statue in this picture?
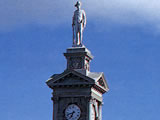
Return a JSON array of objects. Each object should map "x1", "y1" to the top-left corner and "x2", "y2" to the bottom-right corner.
[{"x1": 72, "y1": 1, "x2": 86, "y2": 47}]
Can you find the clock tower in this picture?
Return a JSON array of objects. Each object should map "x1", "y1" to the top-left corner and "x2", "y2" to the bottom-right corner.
[{"x1": 46, "y1": 1, "x2": 109, "y2": 120}]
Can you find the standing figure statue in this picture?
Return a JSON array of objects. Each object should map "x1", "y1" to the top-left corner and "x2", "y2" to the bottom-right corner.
[{"x1": 72, "y1": 1, "x2": 86, "y2": 47}]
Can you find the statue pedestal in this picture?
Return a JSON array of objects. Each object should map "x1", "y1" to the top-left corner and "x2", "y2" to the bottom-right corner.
[{"x1": 64, "y1": 46, "x2": 93, "y2": 75}]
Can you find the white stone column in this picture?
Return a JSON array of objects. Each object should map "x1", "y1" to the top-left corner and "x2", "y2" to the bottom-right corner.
[
  {"x1": 98, "y1": 102, "x2": 102, "y2": 120},
  {"x1": 87, "y1": 97, "x2": 94, "y2": 120}
]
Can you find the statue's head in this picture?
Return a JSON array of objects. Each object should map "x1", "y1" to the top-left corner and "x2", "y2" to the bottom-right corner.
[{"x1": 75, "y1": 1, "x2": 81, "y2": 10}]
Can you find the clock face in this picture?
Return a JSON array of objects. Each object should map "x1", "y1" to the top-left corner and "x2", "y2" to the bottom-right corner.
[
  {"x1": 65, "y1": 104, "x2": 81, "y2": 120},
  {"x1": 91, "y1": 104, "x2": 96, "y2": 120}
]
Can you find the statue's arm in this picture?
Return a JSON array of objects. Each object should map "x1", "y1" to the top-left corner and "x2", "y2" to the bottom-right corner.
[
  {"x1": 82, "y1": 11, "x2": 86, "y2": 28},
  {"x1": 72, "y1": 12, "x2": 76, "y2": 26}
]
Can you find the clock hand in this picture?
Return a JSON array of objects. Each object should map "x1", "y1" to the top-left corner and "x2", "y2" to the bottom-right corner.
[
  {"x1": 67, "y1": 112, "x2": 72, "y2": 118},
  {"x1": 67, "y1": 111, "x2": 74, "y2": 118},
  {"x1": 69, "y1": 111, "x2": 75, "y2": 118}
]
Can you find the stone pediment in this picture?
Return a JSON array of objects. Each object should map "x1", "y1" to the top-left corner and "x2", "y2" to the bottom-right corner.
[
  {"x1": 46, "y1": 70, "x2": 109, "y2": 93},
  {"x1": 46, "y1": 70, "x2": 95, "y2": 88},
  {"x1": 87, "y1": 72, "x2": 109, "y2": 93}
]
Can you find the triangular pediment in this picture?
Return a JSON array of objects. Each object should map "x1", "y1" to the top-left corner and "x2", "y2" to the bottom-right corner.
[
  {"x1": 89, "y1": 72, "x2": 109, "y2": 93},
  {"x1": 46, "y1": 70, "x2": 95, "y2": 88},
  {"x1": 96, "y1": 74, "x2": 109, "y2": 90}
]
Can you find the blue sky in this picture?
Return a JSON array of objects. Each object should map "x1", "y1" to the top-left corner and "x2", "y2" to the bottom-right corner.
[{"x1": 0, "y1": 0, "x2": 160, "y2": 120}]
